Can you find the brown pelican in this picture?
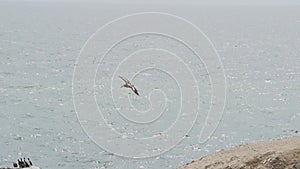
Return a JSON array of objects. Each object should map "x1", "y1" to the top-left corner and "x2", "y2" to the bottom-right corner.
[{"x1": 119, "y1": 75, "x2": 139, "y2": 96}]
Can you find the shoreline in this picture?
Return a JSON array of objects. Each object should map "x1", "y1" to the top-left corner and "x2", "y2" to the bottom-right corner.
[{"x1": 178, "y1": 136, "x2": 300, "y2": 169}]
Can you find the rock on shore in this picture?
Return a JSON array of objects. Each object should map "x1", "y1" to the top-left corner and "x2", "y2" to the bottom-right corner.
[{"x1": 178, "y1": 136, "x2": 300, "y2": 169}]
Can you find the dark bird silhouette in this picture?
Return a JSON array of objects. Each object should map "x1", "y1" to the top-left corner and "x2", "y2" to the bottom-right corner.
[
  {"x1": 24, "y1": 157, "x2": 29, "y2": 167},
  {"x1": 13, "y1": 162, "x2": 18, "y2": 167},
  {"x1": 28, "y1": 158, "x2": 32, "y2": 166},
  {"x1": 19, "y1": 158, "x2": 24, "y2": 168},
  {"x1": 17, "y1": 159, "x2": 22, "y2": 168},
  {"x1": 119, "y1": 75, "x2": 139, "y2": 96}
]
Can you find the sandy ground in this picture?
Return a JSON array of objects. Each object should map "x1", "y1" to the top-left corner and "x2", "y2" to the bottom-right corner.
[{"x1": 178, "y1": 136, "x2": 300, "y2": 169}]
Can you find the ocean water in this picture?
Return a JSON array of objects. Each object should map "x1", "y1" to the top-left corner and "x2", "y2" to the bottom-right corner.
[{"x1": 0, "y1": 2, "x2": 299, "y2": 169}]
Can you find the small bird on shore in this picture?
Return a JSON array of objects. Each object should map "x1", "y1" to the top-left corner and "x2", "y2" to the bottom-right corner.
[
  {"x1": 17, "y1": 159, "x2": 21, "y2": 167},
  {"x1": 28, "y1": 158, "x2": 32, "y2": 166},
  {"x1": 13, "y1": 157, "x2": 37, "y2": 168},
  {"x1": 119, "y1": 75, "x2": 139, "y2": 96},
  {"x1": 13, "y1": 162, "x2": 18, "y2": 167},
  {"x1": 24, "y1": 157, "x2": 29, "y2": 167},
  {"x1": 18, "y1": 158, "x2": 24, "y2": 168}
]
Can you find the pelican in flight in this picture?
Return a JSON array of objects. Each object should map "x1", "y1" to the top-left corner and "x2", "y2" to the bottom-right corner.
[{"x1": 119, "y1": 75, "x2": 139, "y2": 96}]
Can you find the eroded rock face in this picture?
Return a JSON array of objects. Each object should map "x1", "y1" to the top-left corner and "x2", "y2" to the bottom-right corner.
[
  {"x1": 178, "y1": 136, "x2": 300, "y2": 169},
  {"x1": 235, "y1": 149, "x2": 300, "y2": 169}
]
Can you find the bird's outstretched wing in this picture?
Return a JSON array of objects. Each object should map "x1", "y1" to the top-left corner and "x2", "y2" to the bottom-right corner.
[
  {"x1": 119, "y1": 75, "x2": 140, "y2": 96},
  {"x1": 119, "y1": 75, "x2": 131, "y2": 84}
]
